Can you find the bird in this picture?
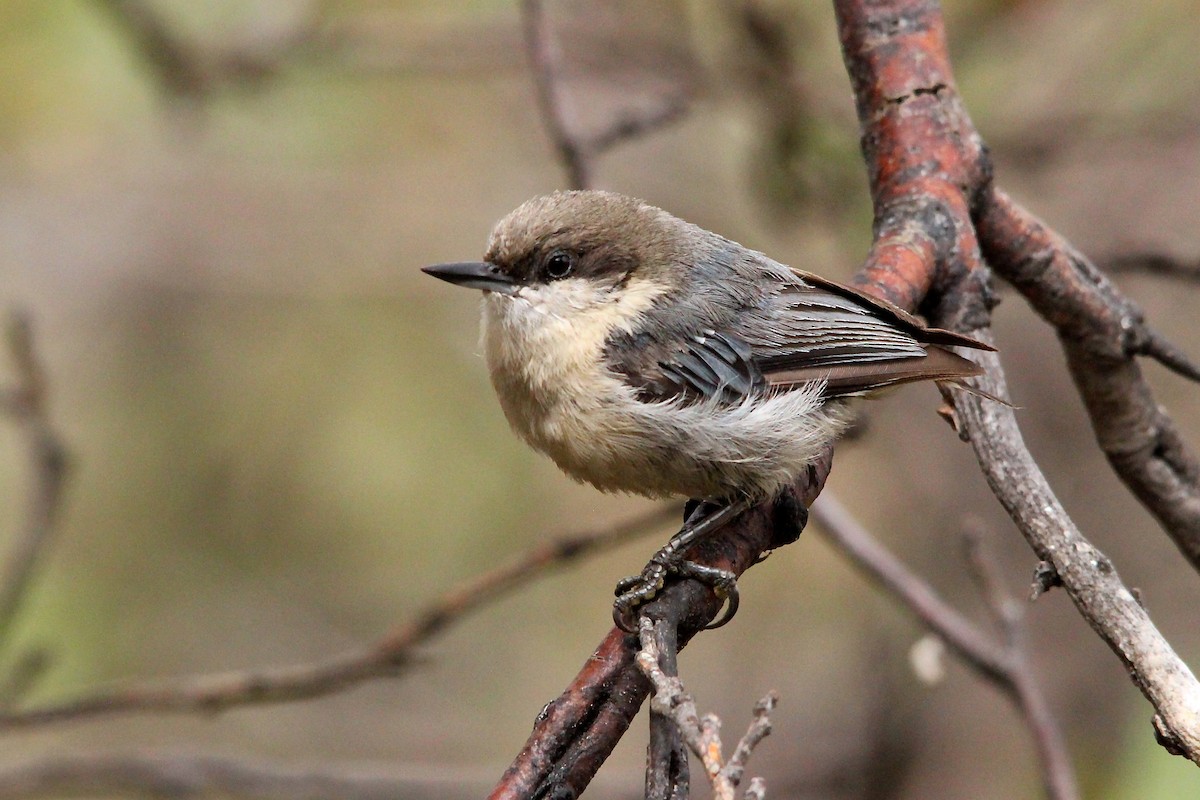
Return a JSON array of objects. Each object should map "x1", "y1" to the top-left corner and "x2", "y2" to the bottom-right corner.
[{"x1": 423, "y1": 190, "x2": 991, "y2": 631}]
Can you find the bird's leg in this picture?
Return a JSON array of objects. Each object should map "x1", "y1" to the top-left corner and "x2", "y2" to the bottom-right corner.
[{"x1": 613, "y1": 498, "x2": 752, "y2": 633}]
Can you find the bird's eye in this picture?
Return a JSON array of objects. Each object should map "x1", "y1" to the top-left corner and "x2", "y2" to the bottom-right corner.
[{"x1": 543, "y1": 250, "x2": 576, "y2": 280}]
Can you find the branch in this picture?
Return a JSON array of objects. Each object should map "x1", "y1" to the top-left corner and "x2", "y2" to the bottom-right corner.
[
  {"x1": 1104, "y1": 251, "x2": 1200, "y2": 283},
  {"x1": 489, "y1": 460, "x2": 831, "y2": 799},
  {"x1": 977, "y1": 190, "x2": 1200, "y2": 570},
  {"x1": 520, "y1": 0, "x2": 690, "y2": 190},
  {"x1": 0, "y1": 750, "x2": 479, "y2": 800},
  {"x1": 644, "y1": 615, "x2": 688, "y2": 800},
  {"x1": 954, "y1": 335, "x2": 1200, "y2": 763},
  {"x1": 811, "y1": 494, "x2": 1079, "y2": 800},
  {"x1": 0, "y1": 505, "x2": 675, "y2": 730},
  {"x1": 810, "y1": 495, "x2": 1009, "y2": 682},
  {"x1": 834, "y1": 0, "x2": 1200, "y2": 763},
  {"x1": 0, "y1": 314, "x2": 69, "y2": 658},
  {"x1": 520, "y1": 0, "x2": 589, "y2": 189},
  {"x1": 637, "y1": 618, "x2": 776, "y2": 800},
  {"x1": 91, "y1": 0, "x2": 329, "y2": 112}
]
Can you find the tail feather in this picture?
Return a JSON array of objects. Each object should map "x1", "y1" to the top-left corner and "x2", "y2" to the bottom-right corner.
[{"x1": 767, "y1": 344, "x2": 985, "y2": 398}]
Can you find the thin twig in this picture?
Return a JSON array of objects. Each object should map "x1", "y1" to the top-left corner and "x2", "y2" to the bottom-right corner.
[
  {"x1": 91, "y1": 0, "x2": 327, "y2": 107},
  {"x1": 645, "y1": 616, "x2": 688, "y2": 800},
  {"x1": 520, "y1": 0, "x2": 691, "y2": 190},
  {"x1": 0, "y1": 505, "x2": 675, "y2": 731},
  {"x1": 520, "y1": 0, "x2": 589, "y2": 189},
  {"x1": 962, "y1": 523, "x2": 1079, "y2": 800},
  {"x1": 810, "y1": 495, "x2": 1011, "y2": 683},
  {"x1": 0, "y1": 750, "x2": 490, "y2": 800},
  {"x1": 636, "y1": 618, "x2": 775, "y2": 800},
  {"x1": 811, "y1": 494, "x2": 1079, "y2": 800},
  {"x1": 0, "y1": 314, "x2": 69, "y2": 659},
  {"x1": 1104, "y1": 252, "x2": 1200, "y2": 284},
  {"x1": 953, "y1": 333, "x2": 1200, "y2": 764}
]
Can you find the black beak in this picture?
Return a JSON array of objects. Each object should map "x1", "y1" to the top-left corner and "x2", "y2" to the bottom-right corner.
[{"x1": 421, "y1": 261, "x2": 519, "y2": 295}]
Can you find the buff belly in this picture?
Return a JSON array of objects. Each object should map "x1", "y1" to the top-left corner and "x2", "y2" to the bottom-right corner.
[{"x1": 480, "y1": 284, "x2": 848, "y2": 500}]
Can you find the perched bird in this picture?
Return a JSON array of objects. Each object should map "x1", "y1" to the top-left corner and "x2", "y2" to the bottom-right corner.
[{"x1": 424, "y1": 190, "x2": 990, "y2": 629}]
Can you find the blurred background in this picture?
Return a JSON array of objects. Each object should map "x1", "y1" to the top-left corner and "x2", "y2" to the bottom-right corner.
[{"x1": 0, "y1": 0, "x2": 1197, "y2": 797}]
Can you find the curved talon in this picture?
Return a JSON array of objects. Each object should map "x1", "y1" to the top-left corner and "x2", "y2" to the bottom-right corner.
[
  {"x1": 705, "y1": 578, "x2": 740, "y2": 629},
  {"x1": 673, "y1": 561, "x2": 741, "y2": 629},
  {"x1": 613, "y1": 601, "x2": 639, "y2": 633}
]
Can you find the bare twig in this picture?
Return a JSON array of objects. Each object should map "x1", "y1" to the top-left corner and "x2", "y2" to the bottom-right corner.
[
  {"x1": 644, "y1": 616, "x2": 688, "y2": 800},
  {"x1": 1104, "y1": 252, "x2": 1200, "y2": 283},
  {"x1": 91, "y1": 0, "x2": 328, "y2": 111},
  {"x1": 810, "y1": 495, "x2": 1009, "y2": 681},
  {"x1": 520, "y1": 0, "x2": 589, "y2": 189},
  {"x1": 490, "y1": 469, "x2": 831, "y2": 799},
  {"x1": 977, "y1": 190, "x2": 1200, "y2": 571},
  {"x1": 0, "y1": 750, "x2": 488, "y2": 800},
  {"x1": 520, "y1": 0, "x2": 691, "y2": 190},
  {"x1": 963, "y1": 524, "x2": 1079, "y2": 800},
  {"x1": 636, "y1": 618, "x2": 776, "y2": 800},
  {"x1": 953, "y1": 335, "x2": 1200, "y2": 763},
  {"x1": 0, "y1": 505, "x2": 675, "y2": 731},
  {"x1": 811, "y1": 494, "x2": 1079, "y2": 800},
  {"x1": 0, "y1": 314, "x2": 69, "y2": 659}
]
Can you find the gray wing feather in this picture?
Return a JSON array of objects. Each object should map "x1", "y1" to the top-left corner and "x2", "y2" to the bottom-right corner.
[
  {"x1": 604, "y1": 247, "x2": 988, "y2": 406},
  {"x1": 657, "y1": 332, "x2": 768, "y2": 404}
]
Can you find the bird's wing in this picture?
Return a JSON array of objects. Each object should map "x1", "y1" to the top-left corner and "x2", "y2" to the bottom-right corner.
[
  {"x1": 653, "y1": 330, "x2": 770, "y2": 405},
  {"x1": 606, "y1": 269, "x2": 988, "y2": 405},
  {"x1": 744, "y1": 270, "x2": 985, "y2": 397}
]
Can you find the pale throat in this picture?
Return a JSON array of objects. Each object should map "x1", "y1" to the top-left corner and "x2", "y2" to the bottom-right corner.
[{"x1": 480, "y1": 276, "x2": 665, "y2": 433}]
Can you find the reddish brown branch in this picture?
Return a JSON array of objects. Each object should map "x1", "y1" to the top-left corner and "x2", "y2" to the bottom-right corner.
[
  {"x1": 834, "y1": 0, "x2": 991, "y2": 316},
  {"x1": 0, "y1": 506, "x2": 675, "y2": 731},
  {"x1": 489, "y1": 459, "x2": 831, "y2": 799},
  {"x1": 833, "y1": 0, "x2": 1200, "y2": 765}
]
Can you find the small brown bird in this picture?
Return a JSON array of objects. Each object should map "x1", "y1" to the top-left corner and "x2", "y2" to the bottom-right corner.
[{"x1": 424, "y1": 190, "x2": 990, "y2": 630}]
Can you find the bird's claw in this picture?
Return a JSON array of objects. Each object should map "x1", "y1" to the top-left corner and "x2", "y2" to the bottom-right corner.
[
  {"x1": 613, "y1": 558, "x2": 669, "y2": 632},
  {"x1": 612, "y1": 557, "x2": 740, "y2": 633}
]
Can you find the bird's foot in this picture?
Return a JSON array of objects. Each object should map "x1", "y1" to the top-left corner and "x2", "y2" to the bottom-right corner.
[{"x1": 612, "y1": 555, "x2": 740, "y2": 633}]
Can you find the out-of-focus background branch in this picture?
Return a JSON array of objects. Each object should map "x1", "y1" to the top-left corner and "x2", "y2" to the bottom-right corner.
[{"x1": 0, "y1": 1, "x2": 1197, "y2": 798}]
